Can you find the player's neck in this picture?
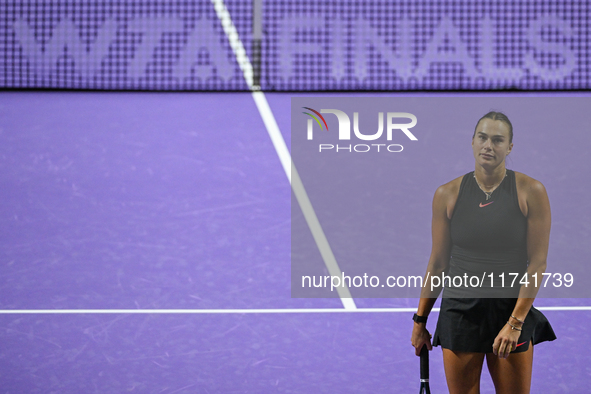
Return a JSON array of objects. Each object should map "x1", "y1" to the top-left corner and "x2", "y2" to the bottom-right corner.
[{"x1": 474, "y1": 164, "x2": 507, "y2": 189}]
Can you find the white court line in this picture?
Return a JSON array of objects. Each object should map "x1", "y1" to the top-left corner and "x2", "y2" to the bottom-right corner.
[
  {"x1": 535, "y1": 306, "x2": 591, "y2": 311},
  {"x1": 0, "y1": 307, "x2": 589, "y2": 314},
  {"x1": 0, "y1": 308, "x2": 415, "y2": 314},
  {"x1": 210, "y1": 0, "x2": 253, "y2": 87},
  {"x1": 211, "y1": 0, "x2": 357, "y2": 310}
]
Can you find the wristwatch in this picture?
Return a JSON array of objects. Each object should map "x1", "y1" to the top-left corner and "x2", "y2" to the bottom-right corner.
[{"x1": 413, "y1": 313, "x2": 428, "y2": 324}]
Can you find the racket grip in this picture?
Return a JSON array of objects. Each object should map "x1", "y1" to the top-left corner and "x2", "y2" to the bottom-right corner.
[{"x1": 420, "y1": 345, "x2": 429, "y2": 380}]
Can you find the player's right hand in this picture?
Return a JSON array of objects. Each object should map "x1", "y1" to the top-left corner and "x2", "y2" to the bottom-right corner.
[{"x1": 411, "y1": 324, "x2": 433, "y2": 356}]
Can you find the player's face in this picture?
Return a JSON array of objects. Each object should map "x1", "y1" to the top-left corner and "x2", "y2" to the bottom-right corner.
[{"x1": 472, "y1": 118, "x2": 513, "y2": 169}]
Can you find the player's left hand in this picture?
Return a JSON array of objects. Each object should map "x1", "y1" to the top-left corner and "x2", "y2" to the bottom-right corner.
[{"x1": 492, "y1": 324, "x2": 522, "y2": 359}]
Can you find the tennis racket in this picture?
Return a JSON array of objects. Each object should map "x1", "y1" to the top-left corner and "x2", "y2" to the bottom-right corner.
[{"x1": 419, "y1": 345, "x2": 431, "y2": 394}]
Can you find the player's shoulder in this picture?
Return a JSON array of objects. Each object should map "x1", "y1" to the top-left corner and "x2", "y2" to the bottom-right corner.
[
  {"x1": 434, "y1": 174, "x2": 465, "y2": 202},
  {"x1": 513, "y1": 171, "x2": 547, "y2": 196}
]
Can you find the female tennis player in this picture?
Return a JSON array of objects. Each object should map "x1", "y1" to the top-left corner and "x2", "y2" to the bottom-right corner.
[{"x1": 410, "y1": 111, "x2": 556, "y2": 394}]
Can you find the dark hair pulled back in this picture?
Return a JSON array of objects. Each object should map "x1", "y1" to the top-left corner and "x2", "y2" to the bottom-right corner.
[{"x1": 473, "y1": 111, "x2": 513, "y2": 143}]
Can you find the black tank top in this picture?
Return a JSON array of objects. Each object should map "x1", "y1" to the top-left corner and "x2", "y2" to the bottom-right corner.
[{"x1": 446, "y1": 169, "x2": 528, "y2": 297}]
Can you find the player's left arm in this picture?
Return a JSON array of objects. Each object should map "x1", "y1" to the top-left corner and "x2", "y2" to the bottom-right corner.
[
  {"x1": 517, "y1": 177, "x2": 551, "y2": 303},
  {"x1": 494, "y1": 177, "x2": 551, "y2": 358}
]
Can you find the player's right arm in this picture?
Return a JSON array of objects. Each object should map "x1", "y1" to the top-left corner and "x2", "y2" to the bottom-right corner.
[{"x1": 411, "y1": 179, "x2": 458, "y2": 356}]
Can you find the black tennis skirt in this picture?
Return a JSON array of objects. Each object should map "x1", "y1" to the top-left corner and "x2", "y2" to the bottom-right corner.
[{"x1": 433, "y1": 298, "x2": 556, "y2": 353}]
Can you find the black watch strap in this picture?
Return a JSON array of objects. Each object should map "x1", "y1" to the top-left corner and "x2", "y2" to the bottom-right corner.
[{"x1": 413, "y1": 313, "x2": 428, "y2": 324}]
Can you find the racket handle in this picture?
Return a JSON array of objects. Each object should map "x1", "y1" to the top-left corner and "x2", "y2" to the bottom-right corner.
[
  {"x1": 419, "y1": 345, "x2": 431, "y2": 393},
  {"x1": 420, "y1": 345, "x2": 429, "y2": 380}
]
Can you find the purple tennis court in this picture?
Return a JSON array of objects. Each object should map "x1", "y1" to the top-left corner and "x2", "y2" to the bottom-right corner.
[
  {"x1": 2, "y1": 1, "x2": 591, "y2": 393},
  {"x1": 1, "y1": 91, "x2": 590, "y2": 393}
]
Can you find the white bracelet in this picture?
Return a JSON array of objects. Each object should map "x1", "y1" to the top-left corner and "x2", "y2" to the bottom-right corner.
[
  {"x1": 507, "y1": 321, "x2": 523, "y2": 331},
  {"x1": 510, "y1": 314, "x2": 525, "y2": 324}
]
